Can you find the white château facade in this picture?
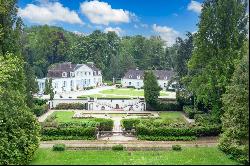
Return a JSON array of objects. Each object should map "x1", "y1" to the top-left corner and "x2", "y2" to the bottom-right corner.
[
  {"x1": 37, "y1": 62, "x2": 102, "y2": 94},
  {"x1": 121, "y1": 69, "x2": 175, "y2": 89}
]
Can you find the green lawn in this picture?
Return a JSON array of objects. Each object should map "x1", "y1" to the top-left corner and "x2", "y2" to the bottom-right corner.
[
  {"x1": 78, "y1": 88, "x2": 170, "y2": 99},
  {"x1": 48, "y1": 111, "x2": 94, "y2": 123},
  {"x1": 159, "y1": 111, "x2": 185, "y2": 121},
  {"x1": 30, "y1": 147, "x2": 239, "y2": 165}
]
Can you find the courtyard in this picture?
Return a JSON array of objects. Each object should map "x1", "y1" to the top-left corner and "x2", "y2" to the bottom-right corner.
[{"x1": 45, "y1": 86, "x2": 176, "y2": 99}]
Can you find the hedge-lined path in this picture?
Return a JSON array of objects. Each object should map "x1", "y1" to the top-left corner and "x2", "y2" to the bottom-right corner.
[{"x1": 40, "y1": 136, "x2": 218, "y2": 150}]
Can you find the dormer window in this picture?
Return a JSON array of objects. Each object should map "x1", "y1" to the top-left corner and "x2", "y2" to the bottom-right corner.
[
  {"x1": 165, "y1": 76, "x2": 168, "y2": 80},
  {"x1": 62, "y1": 72, "x2": 67, "y2": 77},
  {"x1": 98, "y1": 71, "x2": 101, "y2": 75},
  {"x1": 137, "y1": 75, "x2": 140, "y2": 79},
  {"x1": 129, "y1": 75, "x2": 132, "y2": 78},
  {"x1": 70, "y1": 72, "x2": 74, "y2": 77}
]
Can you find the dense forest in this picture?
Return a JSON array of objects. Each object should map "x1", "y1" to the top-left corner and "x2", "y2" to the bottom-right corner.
[{"x1": 21, "y1": 25, "x2": 188, "y2": 80}]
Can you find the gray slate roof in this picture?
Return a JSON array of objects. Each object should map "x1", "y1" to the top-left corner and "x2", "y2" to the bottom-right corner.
[
  {"x1": 47, "y1": 62, "x2": 100, "y2": 78},
  {"x1": 123, "y1": 69, "x2": 175, "y2": 80}
]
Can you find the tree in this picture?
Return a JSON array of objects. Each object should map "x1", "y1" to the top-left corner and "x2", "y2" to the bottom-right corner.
[
  {"x1": 0, "y1": 54, "x2": 40, "y2": 164},
  {"x1": 219, "y1": 49, "x2": 249, "y2": 164},
  {"x1": 143, "y1": 71, "x2": 161, "y2": 109},
  {"x1": 187, "y1": 0, "x2": 248, "y2": 120},
  {"x1": 44, "y1": 78, "x2": 50, "y2": 95},
  {"x1": 48, "y1": 78, "x2": 54, "y2": 100}
]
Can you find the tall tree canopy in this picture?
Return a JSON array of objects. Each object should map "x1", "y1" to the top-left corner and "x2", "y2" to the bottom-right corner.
[
  {"x1": 0, "y1": 55, "x2": 40, "y2": 165},
  {"x1": 219, "y1": 48, "x2": 249, "y2": 164},
  {"x1": 187, "y1": 0, "x2": 248, "y2": 119},
  {"x1": 0, "y1": 0, "x2": 40, "y2": 164}
]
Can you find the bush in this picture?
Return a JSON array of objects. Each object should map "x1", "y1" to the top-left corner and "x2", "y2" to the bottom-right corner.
[
  {"x1": 135, "y1": 124, "x2": 221, "y2": 138},
  {"x1": 41, "y1": 127, "x2": 96, "y2": 138},
  {"x1": 138, "y1": 135, "x2": 196, "y2": 141},
  {"x1": 115, "y1": 84, "x2": 122, "y2": 88},
  {"x1": 183, "y1": 106, "x2": 204, "y2": 119},
  {"x1": 53, "y1": 144, "x2": 66, "y2": 151},
  {"x1": 54, "y1": 103, "x2": 86, "y2": 110},
  {"x1": 83, "y1": 86, "x2": 94, "y2": 90},
  {"x1": 126, "y1": 86, "x2": 135, "y2": 89},
  {"x1": 121, "y1": 119, "x2": 140, "y2": 130},
  {"x1": 112, "y1": 144, "x2": 124, "y2": 151},
  {"x1": 93, "y1": 118, "x2": 114, "y2": 131},
  {"x1": 33, "y1": 98, "x2": 47, "y2": 106},
  {"x1": 172, "y1": 145, "x2": 182, "y2": 151},
  {"x1": 154, "y1": 102, "x2": 182, "y2": 111},
  {"x1": 41, "y1": 136, "x2": 95, "y2": 141},
  {"x1": 33, "y1": 104, "x2": 48, "y2": 116}
]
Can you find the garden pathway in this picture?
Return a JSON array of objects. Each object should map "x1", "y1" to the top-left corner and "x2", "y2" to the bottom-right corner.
[{"x1": 40, "y1": 136, "x2": 219, "y2": 149}]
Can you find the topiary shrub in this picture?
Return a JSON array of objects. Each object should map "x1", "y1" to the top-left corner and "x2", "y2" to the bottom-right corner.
[
  {"x1": 172, "y1": 145, "x2": 182, "y2": 151},
  {"x1": 54, "y1": 103, "x2": 86, "y2": 110},
  {"x1": 112, "y1": 144, "x2": 124, "y2": 151},
  {"x1": 53, "y1": 144, "x2": 66, "y2": 151}
]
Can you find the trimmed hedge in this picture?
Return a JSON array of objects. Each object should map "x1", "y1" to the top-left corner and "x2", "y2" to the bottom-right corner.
[
  {"x1": 138, "y1": 135, "x2": 197, "y2": 141},
  {"x1": 53, "y1": 144, "x2": 66, "y2": 151},
  {"x1": 172, "y1": 145, "x2": 182, "y2": 151},
  {"x1": 54, "y1": 103, "x2": 86, "y2": 110},
  {"x1": 41, "y1": 136, "x2": 95, "y2": 141},
  {"x1": 154, "y1": 102, "x2": 182, "y2": 111},
  {"x1": 94, "y1": 118, "x2": 114, "y2": 131},
  {"x1": 112, "y1": 144, "x2": 124, "y2": 151},
  {"x1": 121, "y1": 119, "x2": 140, "y2": 130},
  {"x1": 33, "y1": 104, "x2": 48, "y2": 116},
  {"x1": 41, "y1": 127, "x2": 96, "y2": 139},
  {"x1": 135, "y1": 125, "x2": 221, "y2": 137}
]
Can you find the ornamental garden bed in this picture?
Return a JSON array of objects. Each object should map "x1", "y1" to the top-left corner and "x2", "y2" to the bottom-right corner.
[{"x1": 40, "y1": 111, "x2": 113, "y2": 140}]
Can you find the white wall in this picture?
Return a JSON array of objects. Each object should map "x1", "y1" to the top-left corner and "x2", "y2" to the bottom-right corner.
[
  {"x1": 36, "y1": 64, "x2": 103, "y2": 93},
  {"x1": 121, "y1": 78, "x2": 168, "y2": 89}
]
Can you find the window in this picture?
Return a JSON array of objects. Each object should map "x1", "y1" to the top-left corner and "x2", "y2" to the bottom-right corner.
[
  {"x1": 137, "y1": 75, "x2": 140, "y2": 79},
  {"x1": 85, "y1": 72, "x2": 87, "y2": 76},
  {"x1": 63, "y1": 81, "x2": 66, "y2": 87},
  {"x1": 94, "y1": 71, "x2": 96, "y2": 75},
  {"x1": 94, "y1": 78, "x2": 96, "y2": 83},
  {"x1": 129, "y1": 75, "x2": 132, "y2": 78},
  {"x1": 98, "y1": 71, "x2": 101, "y2": 75},
  {"x1": 89, "y1": 72, "x2": 91, "y2": 75},
  {"x1": 137, "y1": 82, "x2": 139, "y2": 86},
  {"x1": 164, "y1": 83, "x2": 167, "y2": 87},
  {"x1": 165, "y1": 76, "x2": 168, "y2": 80},
  {"x1": 70, "y1": 72, "x2": 74, "y2": 77},
  {"x1": 71, "y1": 80, "x2": 73, "y2": 87},
  {"x1": 62, "y1": 72, "x2": 67, "y2": 77},
  {"x1": 129, "y1": 82, "x2": 132, "y2": 86}
]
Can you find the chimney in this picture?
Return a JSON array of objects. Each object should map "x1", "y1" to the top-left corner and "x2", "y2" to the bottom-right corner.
[
  {"x1": 136, "y1": 67, "x2": 139, "y2": 70},
  {"x1": 69, "y1": 62, "x2": 72, "y2": 68}
]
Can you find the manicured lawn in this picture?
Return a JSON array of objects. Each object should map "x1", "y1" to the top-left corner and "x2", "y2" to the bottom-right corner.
[
  {"x1": 49, "y1": 111, "x2": 94, "y2": 123},
  {"x1": 159, "y1": 111, "x2": 185, "y2": 121},
  {"x1": 78, "y1": 88, "x2": 171, "y2": 99},
  {"x1": 30, "y1": 147, "x2": 239, "y2": 165}
]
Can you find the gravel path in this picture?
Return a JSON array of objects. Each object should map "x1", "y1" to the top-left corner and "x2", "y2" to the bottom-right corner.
[{"x1": 40, "y1": 137, "x2": 218, "y2": 149}]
